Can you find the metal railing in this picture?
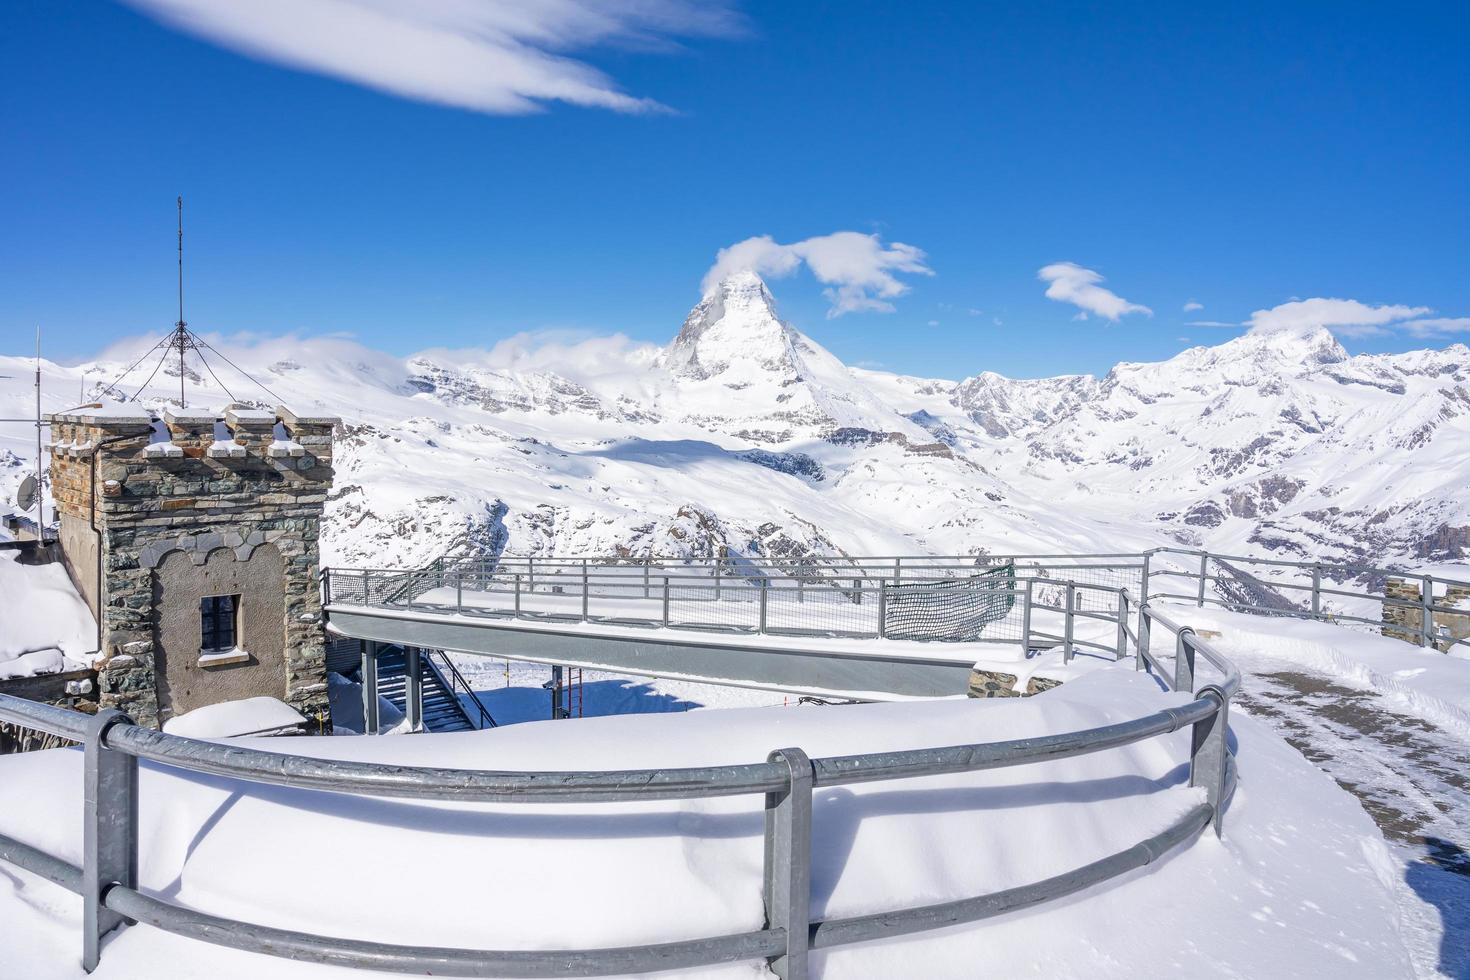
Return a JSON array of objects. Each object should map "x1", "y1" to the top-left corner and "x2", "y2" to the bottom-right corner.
[
  {"x1": 0, "y1": 586, "x2": 1235, "y2": 977},
  {"x1": 321, "y1": 553, "x2": 1147, "y2": 645},
  {"x1": 1142, "y1": 546, "x2": 1470, "y2": 653},
  {"x1": 423, "y1": 648, "x2": 497, "y2": 729},
  {"x1": 318, "y1": 547, "x2": 1468, "y2": 653}
]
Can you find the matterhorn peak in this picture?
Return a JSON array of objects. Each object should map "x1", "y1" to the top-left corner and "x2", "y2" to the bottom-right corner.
[{"x1": 659, "y1": 271, "x2": 799, "y2": 381}]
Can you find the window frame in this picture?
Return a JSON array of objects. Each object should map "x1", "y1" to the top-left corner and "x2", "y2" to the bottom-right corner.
[{"x1": 200, "y1": 593, "x2": 240, "y2": 653}]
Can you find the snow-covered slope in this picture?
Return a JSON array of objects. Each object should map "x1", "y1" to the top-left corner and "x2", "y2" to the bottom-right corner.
[{"x1": 1, "y1": 273, "x2": 1467, "y2": 573}]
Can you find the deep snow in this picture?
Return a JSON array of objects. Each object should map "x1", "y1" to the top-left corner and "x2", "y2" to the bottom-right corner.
[{"x1": 0, "y1": 669, "x2": 1420, "y2": 979}]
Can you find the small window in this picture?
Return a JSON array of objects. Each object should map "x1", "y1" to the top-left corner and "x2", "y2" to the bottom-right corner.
[{"x1": 200, "y1": 594, "x2": 239, "y2": 652}]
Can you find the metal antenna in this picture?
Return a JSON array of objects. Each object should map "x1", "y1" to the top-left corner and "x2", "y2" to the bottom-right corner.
[
  {"x1": 35, "y1": 327, "x2": 45, "y2": 537},
  {"x1": 176, "y1": 195, "x2": 187, "y2": 407}
]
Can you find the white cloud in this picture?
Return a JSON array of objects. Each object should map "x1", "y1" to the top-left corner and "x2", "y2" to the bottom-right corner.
[
  {"x1": 1185, "y1": 320, "x2": 1242, "y2": 328},
  {"x1": 1399, "y1": 317, "x2": 1470, "y2": 338},
  {"x1": 1183, "y1": 300, "x2": 1203, "y2": 312},
  {"x1": 1038, "y1": 262, "x2": 1152, "y2": 321},
  {"x1": 1246, "y1": 298, "x2": 1432, "y2": 337},
  {"x1": 123, "y1": 0, "x2": 742, "y2": 115},
  {"x1": 702, "y1": 231, "x2": 933, "y2": 318}
]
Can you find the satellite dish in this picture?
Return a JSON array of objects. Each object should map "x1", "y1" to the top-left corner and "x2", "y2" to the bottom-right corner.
[{"x1": 15, "y1": 474, "x2": 37, "y2": 512}]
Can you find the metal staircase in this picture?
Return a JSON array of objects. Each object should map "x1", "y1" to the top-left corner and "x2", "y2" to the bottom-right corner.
[{"x1": 373, "y1": 645, "x2": 496, "y2": 732}]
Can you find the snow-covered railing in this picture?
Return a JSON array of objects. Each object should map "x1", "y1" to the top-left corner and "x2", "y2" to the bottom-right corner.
[{"x1": 0, "y1": 598, "x2": 1236, "y2": 978}]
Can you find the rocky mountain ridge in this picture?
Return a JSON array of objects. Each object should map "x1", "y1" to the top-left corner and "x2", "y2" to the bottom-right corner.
[{"x1": 2, "y1": 274, "x2": 1466, "y2": 574}]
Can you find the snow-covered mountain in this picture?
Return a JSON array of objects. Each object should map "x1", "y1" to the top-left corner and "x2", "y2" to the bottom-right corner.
[{"x1": 2, "y1": 273, "x2": 1467, "y2": 571}]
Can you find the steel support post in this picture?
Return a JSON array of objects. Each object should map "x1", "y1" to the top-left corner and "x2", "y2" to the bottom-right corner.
[
  {"x1": 1421, "y1": 576, "x2": 1435, "y2": 648},
  {"x1": 514, "y1": 574, "x2": 522, "y2": 615},
  {"x1": 763, "y1": 747, "x2": 813, "y2": 980},
  {"x1": 1174, "y1": 628, "x2": 1196, "y2": 693},
  {"x1": 1311, "y1": 565, "x2": 1322, "y2": 620},
  {"x1": 715, "y1": 560, "x2": 722, "y2": 601},
  {"x1": 404, "y1": 646, "x2": 423, "y2": 732},
  {"x1": 361, "y1": 641, "x2": 380, "y2": 735},
  {"x1": 83, "y1": 709, "x2": 137, "y2": 974},
  {"x1": 759, "y1": 579, "x2": 769, "y2": 634},
  {"x1": 1190, "y1": 685, "x2": 1230, "y2": 836},
  {"x1": 1197, "y1": 553, "x2": 1208, "y2": 607},
  {"x1": 643, "y1": 559, "x2": 650, "y2": 600},
  {"x1": 582, "y1": 560, "x2": 590, "y2": 621},
  {"x1": 528, "y1": 557, "x2": 535, "y2": 596},
  {"x1": 1063, "y1": 583, "x2": 1076, "y2": 663},
  {"x1": 455, "y1": 570, "x2": 463, "y2": 612},
  {"x1": 662, "y1": 576, "x2": 671, "y2": 627},
  {"x1": 363, "y1": 571, "x2": 373, "y2": 606}
]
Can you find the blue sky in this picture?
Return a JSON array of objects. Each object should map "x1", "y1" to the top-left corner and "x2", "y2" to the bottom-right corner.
[{"x1": 3, "y1": 1, "x2": 1468, "y2": 378}]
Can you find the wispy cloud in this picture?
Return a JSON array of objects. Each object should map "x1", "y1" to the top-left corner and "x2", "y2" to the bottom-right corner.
[
  {"x1": 123, "y1": 0, "x2": 743, "y2": 115},
  {"x1": 703, "y1": 231, "x2": 933, "y2": 317},
  {"x1": 1185, "y1": 320, "x2": 1242, "y2": 328},
  {"x1": 1400, "y1": 317, "x2": 1470, "y2": 338},
  {"x1": 1182, "y1": 300, "x2": 1203, "y2": 312},
  {"x1": 1038, "y1": 262, "x2": 1151, "y2": 321},
  {"x1": 1247, "y1": 298, "x2": 1432, "y2": 338}
]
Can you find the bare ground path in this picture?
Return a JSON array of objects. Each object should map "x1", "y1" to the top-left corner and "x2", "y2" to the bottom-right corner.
[{"x1": 1234, "y1": 669, "x2": 1470, "y2": 979}]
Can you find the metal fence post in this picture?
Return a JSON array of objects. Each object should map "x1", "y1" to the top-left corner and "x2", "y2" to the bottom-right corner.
[
  {"x1": 662, "y1": 576, "x2": 671, "y2": 627},
  {"x1": 894, "y1": 557, "x2": 902, "y2": 586},
  {"x1": 455, "y1": 569, "x2": 463, "y2": 612},
  {"x1": 876, "y1": 579, "x2": 887, "y2": 638},
  {"x1": 582, "y1": 559, "x2": 590, "y2": 621},
  {"x1": 1421, "y1": 576, "x2": 1435, "y2": 648},
  {"x1": 1115, "y1": 591, "x2": 1128, "y2": 660},
  {"x1": 1136, "y1": 605, "x2": 1150, "y2": 672},
  {"x1": 1063, "y1": 582, "x2": 1076, "y2": 663},
  {"x1": 763, "y1": 747, "x2": 813, "y2": 980},
  {"x1": 1174, "y1": 628, "x2": 1196, "y2": 693},
  {"x1": 363, "y1": 571, "x2": 373, "y2": 606},
  {"x1": 715, "y1": 558, "x2": 722, "y2": 601},
  {"x1": 514, "y1": 573, "x2": 522, "y2": 616},
  {"x1": 361, "y1": 641, "x2": 380, "y2": 735},
  {"x1": 405, "y1": 646, "x2": 423, "y2": 732},
  {"x1": 1197, "y1": 552, "x2": 1208, "y2": 607},
  {"x1": 1311, "y1": 564, "x2": 1322, "y2": 620},
  {"x1": 83, "y1": 709, "x2": 137, "y2": 974},
  {"x1": 643, "y1": 558, "x2": 650, "y2": 600},
  {"x1": 759, "y1": 578, "x2": 769, "y2": 634},
  {"x1": 1021, "y1": 579, "x2": 1034, "y2": 653},
  {"x1": 528, "y1": 556, "x2": 535, "y2": 596},
  {"x1": 1138, "y1": 553, "x2": 1151, "y2": 646},
  {"x1": 1191, "y1": 685, "x2": 1230, "y2": 836}
]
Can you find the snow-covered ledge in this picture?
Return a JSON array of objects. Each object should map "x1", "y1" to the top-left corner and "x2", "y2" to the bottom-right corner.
[{"x1": 197, "y1": 648, "x2": 251, "y2": 668}]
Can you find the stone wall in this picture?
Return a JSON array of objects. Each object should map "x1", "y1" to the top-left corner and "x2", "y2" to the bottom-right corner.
[
  {"x1": 46, "y1": 403, "x2": 337, "y2": 729},
  {"x1": 1382, "y1": 577, "x2": 1470, "y2": 651},
  {"x1": 968, "y1": 667, "x2": 1062, "y2": 698}
]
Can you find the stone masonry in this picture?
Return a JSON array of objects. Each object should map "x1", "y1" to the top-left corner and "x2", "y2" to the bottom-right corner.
[
  {"x1": 46, "y1": 401, "x2": 338, "y2": 729},
  {"x1": 1383, "y1": 577, "x2": 1470, "y2": 651}
]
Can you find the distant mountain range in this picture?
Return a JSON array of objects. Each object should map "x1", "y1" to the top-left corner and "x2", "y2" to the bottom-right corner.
[{"x1": 3, "y1": 271, "x2": 1467, "y2": 572}]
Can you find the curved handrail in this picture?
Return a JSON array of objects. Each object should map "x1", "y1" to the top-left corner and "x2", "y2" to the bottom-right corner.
[{"x1": 0, "y1": 591, "x2": 1238, "y2": 977}]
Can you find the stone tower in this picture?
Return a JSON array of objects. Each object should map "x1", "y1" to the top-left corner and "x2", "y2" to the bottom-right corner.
[{"x1": 45, "y1": 401, "x2": 338, "y2": 729}]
